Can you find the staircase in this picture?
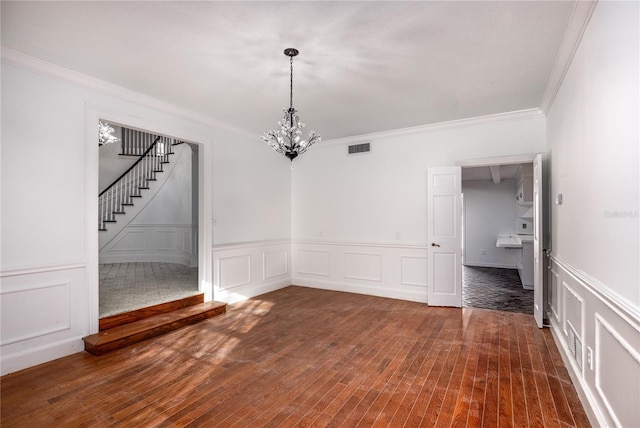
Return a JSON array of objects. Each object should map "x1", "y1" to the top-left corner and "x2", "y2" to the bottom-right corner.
[
  {"x1": 83, "y1": 294, "x2": 227, "y2": 355},
  {"x1": 99, "y1": 131, "x2": 179, "y2": 232}
]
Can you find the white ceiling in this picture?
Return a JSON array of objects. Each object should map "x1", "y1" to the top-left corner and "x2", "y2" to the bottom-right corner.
[{"x1": 1, "y1": 1, "x2": 577, "y2": 140}]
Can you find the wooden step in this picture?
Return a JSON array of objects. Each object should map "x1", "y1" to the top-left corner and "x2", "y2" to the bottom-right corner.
[
  {"x1": 99, "y1": 293, "x2": 205, "y2": 331},
  {"x1": 83, "y1": 301, "x2": 226, "y2": 356}
]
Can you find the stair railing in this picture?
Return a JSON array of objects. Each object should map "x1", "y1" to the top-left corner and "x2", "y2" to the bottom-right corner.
[
  {"x1": 99, "y1": 135, "x2": 174, "y2": 230},
  {"x1": 121, "y1": 127, "x2": 159, "y2": 156}
]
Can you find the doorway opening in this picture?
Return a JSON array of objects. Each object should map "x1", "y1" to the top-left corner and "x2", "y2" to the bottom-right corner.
[
  {"x1": 97, "y1": 121, "x2": 200, "y2": 319},
  {"x1": 427, "y1": 154, "x2": 544, "y2": 326},
  {"x1": 461, "y1": 162, "x2": 534, "y2": 315}
]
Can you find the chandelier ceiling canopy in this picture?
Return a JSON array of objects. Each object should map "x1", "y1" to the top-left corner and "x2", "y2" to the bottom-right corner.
[{"x1": 262, "y1": 48, "x2": 320, "y2": 161}]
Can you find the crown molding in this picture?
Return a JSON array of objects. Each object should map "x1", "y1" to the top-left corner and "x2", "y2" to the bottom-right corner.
[
  {"x1": 0, "y1": 47, "x2": 256, "y2": 140},
  {"x1": 456, "y1": 153, "x2": 538, "y2": 168},
  {"x1": 320, "y1": 108, "x2": 545, "y2": 147},
  {"x1": 540, "y1": 1, "x2": 598, "y2": 114}
]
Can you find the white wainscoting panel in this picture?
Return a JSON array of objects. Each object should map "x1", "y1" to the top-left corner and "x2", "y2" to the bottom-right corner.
[
  {"x1": 549, "y1": 268, "x2": 560, "y2": 323},
  {"x1": 263, "y1": 250, "x2": 288, "y2": 280},
  {"x1": 548, "y1": 254, "x2": 640, "y2": 428},
  {"x1": 218, "y1": 255, "x2": 251, "y2": 290},
  {"x1": 0, "y1": 265, "x2": 88, "y2": 375},
  {"x1": 113, "y1": 230, "x2": 145, "y2": 251},
  {"x1": 562, "y1": 280, "x2": 584, "y2": 338},
  {"x1": 213, "y1": 240, "x2": 290, "y2": 304},
  {"x1": 296, "y1": 250, "x2": 330, "y2": 276},
  {"x1": 594, "y1": 313, "x2": 640, "y2": 428},
  {"x1": 1, "y1": 282, "x2": 70, "y2": 346},
  {"x1": 344, "y1": 252, "x2": 382, "y2": 282},
  {"x1": 157, "y1": 230, "x2": 177, "y2": 251},
  {"x1": 293, "y1": 240, "x2": 428, "y2": 303},
  {"x1": 99, "y1": 224, "x2": 196, "y2": 266},
  {"x1": 400, "y1": 256, "x2": 428, "y2": 287}
]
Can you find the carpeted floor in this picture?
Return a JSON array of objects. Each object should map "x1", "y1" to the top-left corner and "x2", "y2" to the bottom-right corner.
[
  {"x1": 462, "y1": 265, "x2": 533, "y2": 314},
  {"x1": 99, "y1": 262, "x2": 199, "y2": 318}
]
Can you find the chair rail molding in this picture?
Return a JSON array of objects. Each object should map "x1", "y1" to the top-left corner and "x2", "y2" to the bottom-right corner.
[{"x1": 547, "y1": 252, "x2": 640, "y2": 428}]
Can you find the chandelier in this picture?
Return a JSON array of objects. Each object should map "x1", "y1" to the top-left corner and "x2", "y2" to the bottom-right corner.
[{"x1": 262, "y1": 48, "x2": 320, "y2": 161}]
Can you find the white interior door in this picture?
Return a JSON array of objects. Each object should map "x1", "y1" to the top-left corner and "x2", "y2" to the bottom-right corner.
[
  {"x1": 533, "y1": 154, "x2": 544, "y2": 328},
  {"x1": 427, "y1": 166, "x2": 462, "y2": 307}
]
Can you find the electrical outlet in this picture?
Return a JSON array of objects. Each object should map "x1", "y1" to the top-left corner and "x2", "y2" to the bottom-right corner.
[
  {"x1": 480, "y1": 249, "x2": 486, "y2": 255},
  {"x1": 587, "y1": 346, "x2": 593, "y2": 370}
]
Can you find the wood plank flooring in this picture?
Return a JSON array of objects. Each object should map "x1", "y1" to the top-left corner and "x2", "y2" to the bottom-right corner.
[
  {"x1": 99, "y1": 293, "x2": 205, "y2": 331},
  {"x1": 0, "y1": 286, "x2": 590, "y2": 427}
]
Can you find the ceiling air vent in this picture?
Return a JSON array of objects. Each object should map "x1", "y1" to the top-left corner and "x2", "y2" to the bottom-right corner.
[{"x1": 347, "y1": 141, "x2": 371, "y2": 155}]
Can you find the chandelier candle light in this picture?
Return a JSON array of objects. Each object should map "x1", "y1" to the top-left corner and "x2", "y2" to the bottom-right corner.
[{"x1": 262, "y1": 48, "x2": 321, "y2": 161}]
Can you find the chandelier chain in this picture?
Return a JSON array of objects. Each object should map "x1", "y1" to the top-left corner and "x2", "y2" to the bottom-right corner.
[{"x1": 289, "y1": 55, "x2": 294, "y2": 110}]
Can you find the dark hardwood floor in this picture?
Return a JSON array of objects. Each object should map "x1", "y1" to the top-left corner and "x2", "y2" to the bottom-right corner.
[{"x1": 0, "y1": 286, "x2": 590, "y2": 427}]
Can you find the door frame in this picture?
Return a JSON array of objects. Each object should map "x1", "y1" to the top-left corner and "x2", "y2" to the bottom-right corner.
[
  {"x1": 85, "y1": 106, "x2": 214, "y2": 334},
  {"x1": 455, "y1": 153, "x2": 547, "y2": 322}
]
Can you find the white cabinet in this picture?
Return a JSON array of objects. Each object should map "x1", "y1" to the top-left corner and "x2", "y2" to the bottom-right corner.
[
  {"x1": 518, "y1": 239, "x2": 534, "y2": 289},
  {"x1": 515, "y1": 166, "x2": 533, "y2": 204}
]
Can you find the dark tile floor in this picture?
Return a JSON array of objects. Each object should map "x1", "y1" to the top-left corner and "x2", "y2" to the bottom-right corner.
[{"x1": 462, "y1": 265, "x2": 533, "y2": 314}]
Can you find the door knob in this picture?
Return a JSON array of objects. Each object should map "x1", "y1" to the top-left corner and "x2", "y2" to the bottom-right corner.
[{"x1": 431, "y1": 243, "x2": 440, "y2": 247}]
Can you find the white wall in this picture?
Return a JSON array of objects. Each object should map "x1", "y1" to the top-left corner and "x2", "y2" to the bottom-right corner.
[
  {"x1": 548, "y1": 2, "x2": 639, "y2": 307},
  {"x1": 99, "y1": 143, "x2": 198, "y2": 266},
  {"x1": 463, "y1": 178, "x2": 518, "y2": 268},
  {"x1": 212, "y1": 133, "x2": 291, "y2": 245},
  {"x1": 0, "y1": 55, "x2": 292, "y2": 374},
  {"x1": 292, "y1": 114, "x2": 545, "y2": 244},
  {"x1": 98, "y1": 125, "x2": 135, "y2": 193},
  {"x1": 291, "y1": 113, "x2": 546, "y2": 301},
  {"x1": 546, "y1": 1, "x2": 639, "y2": 426},
  {"x1": 131, "y1": 143, "x2": 193, "y2": 226}
]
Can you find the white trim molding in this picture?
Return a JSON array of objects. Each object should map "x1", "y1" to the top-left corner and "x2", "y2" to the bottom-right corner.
[
  {"x1": 321, "y1": 109, "x2": 545, "y2": 147},
  {"x1": 540, "y1": 1, "x2": 598, "y2": 113},
  {"x1": 547, "y1": 253, "x2": 640, "y2": 428},
  {"x1": 0, "y1": 262, "x2": 86, "y2": 278},
  {"x1": 1, "y1": 48, "x2": 255, "y2": 140}
]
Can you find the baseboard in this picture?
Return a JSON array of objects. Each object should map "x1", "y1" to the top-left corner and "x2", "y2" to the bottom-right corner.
[
  {"x1": 463, "y1": 262, "x2": 518, "y2": 269},
  {"x1": 217, "y1": 278, "x2": 290, "y2": 305},
  {"x1": 1, "y1": 337, "x2": 85, "y2": 376},
  {"x1": 98, "y1": 254, "x2": 193, "y2": 266},
  {"x1": 292, "y1": 277, "x2": 427, "y2": 304}
]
